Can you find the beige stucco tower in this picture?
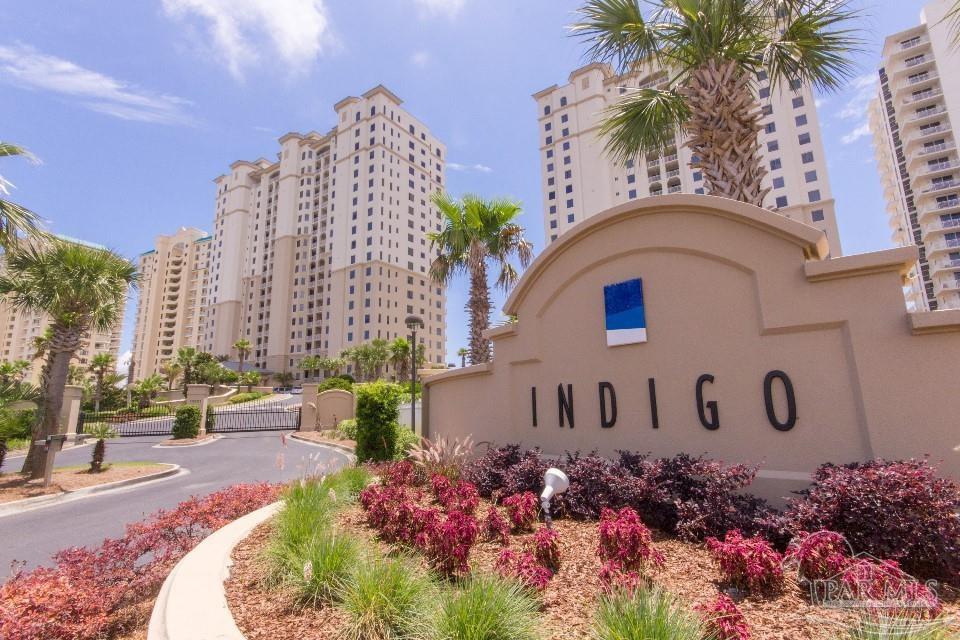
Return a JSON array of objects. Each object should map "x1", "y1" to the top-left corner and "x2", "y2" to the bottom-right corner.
[
  {"x1": 533, "y1": 63, "x2": 841, "y2": 256},
  {"x1": 130, "y1": 226, "x2": 212, "y2": 380},
  {"x1": 204, "y1": 86, "x2": 447, "y2": 380},
  {"x1": 869, "y1": 0, "x2": 960, "y2": 311}
]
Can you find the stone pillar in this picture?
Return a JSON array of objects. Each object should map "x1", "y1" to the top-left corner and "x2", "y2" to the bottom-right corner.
[
  {"x1": 185, "y1": 384, "x2": 211, "y2": 406},
  {"x1": 301, "y1": 383, "x2": 319, "y2": 432},
  {"x1": 60, "y1": 385, "x2": 83, "y2": 440}
]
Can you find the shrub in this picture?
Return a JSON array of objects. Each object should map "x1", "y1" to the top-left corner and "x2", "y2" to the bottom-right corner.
[
  {"x1": 593, "y1": 586, "x2": 711, "y2": 640},
  {"x1": 339, "y1": 555, "x2": 435, "y2": 640},
  {"x1": 596, "y1": 508, "x2": 664, "y2": 590},
  {"x1": 495, "y1": 548, "x2": 553, "y2": 591},
  {"x1": 292, "y1": 530, "x2": 360, "y2": 606},
  {"x1": 228, "y1": 391, "x2": 268, "y2": 404},
  {"x1": 408, "y1": 435, "x2": 474, "y2": 481},
  {"x1": 319, "y1": 376, "x2": 353, "y2": 392},
  {"x1": 706, "y1": 530, "x2": 784, "y2": 593},
  {"x1": 0, "y1": 483, "x2": 279, "y2": 640},
  {"x1": 463, "y1": 444, "x2": 524, "y2": 497},
  {"x1": 843, "y1": 613, "x2": 953, "y2": 639},
  {"x1": 336, "y1": 418, "x2": 358, "y2": 441},
  {"x1": 785, "y1": 459, "x2": 960, "y2": 584},
  {"x1": 355, "y1": 382, "x2": 403, "y2": 463},
  {"x1": 556, "y1": 451, "x2": 645, "y2": 520},
  {"x1": 432, "y1": 476, "x2": 479, "y2": 515},
  {"x1": 502, "y1": 492, "x2": 538, "y2": 533},
  {"x1": 419, "y1": 510, "x2": 478, "y2": 577},
  {"x1": 499, "y1": 450, "x2": 549, "y2": 502},
  {"x1": 784, "y1": 530, "x2": 850, "y2": 581},
  {"x1": 383, "y1": 460, "x2": 416, "y2": 487},
  {"x1": 172, "y1": 405, "x2": 200, "y2": 439},
  {"x1": 696, "y1": 594, "x2": 751, "y2": 640},
  {"x1": 531, "y1": 527, "x2": 560, "y2": 571},
  {"x1": 431, "y1": 574, "x2": 540, "y2": 640},
  {"x1": 482, "y1": 506, "x2": 511, "y2": 545},
  {"x1": 393, "y1": 425, "x2": 420, "y2": 460}
]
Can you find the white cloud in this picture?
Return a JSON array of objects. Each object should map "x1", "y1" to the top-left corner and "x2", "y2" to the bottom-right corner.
[
  {"x1": 413, "y1": 0, "x2": 466, "y2": 18},
  {"x1": 0, "y1": 44, "x2": 192, "y2": 125},
  {"x1": 410, "y1": 50, "x2": 431, "y2": 68},
  {"x1": 161, "y1": 0, "x2": 334, "y2": 79},
  {"x1": 448, "y1": 162, "x2": 492, "y2": 173},
  {"x1": 836, "y1": 73, "x2": 877, "y2": 121},
  {"x1": 841, "y1": 122, "x2": 871, "y2": 145}
]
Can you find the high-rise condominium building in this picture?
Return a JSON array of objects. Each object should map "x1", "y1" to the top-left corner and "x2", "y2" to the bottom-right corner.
[
  {"x1": 869, "y1": 0, "x2": 960, "y2": 311},
  {"x1": 203, "y1": 86, "x2": 447, "y2": 380},
  {"x1": 533, "y1": 63, "x2": 842, "y2": 256},
  {"x1": 130, "y1": 227, "x2": 212, "y2": 380},
  {"x1": 0, "y1": 236, "x2": 123, "y2": 383}
]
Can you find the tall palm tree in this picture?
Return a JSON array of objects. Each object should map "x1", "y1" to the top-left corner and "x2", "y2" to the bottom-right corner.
[
  {"x1": 428, "y1": 192, "x2": 533, "y2": 365},
  {"x1": 299, "y1": 355, "x2": 321, "y2": 381},
  {"x1": 175, "y1": 347, "x2": 199, "y2": 397},
  {"x1": 0, "y1": 142, "x2": 46, "y2": 249},
  {"x1": 273, "y1": 370, "x2": 293, "y2": 389},
  {"x1": 160, "y1": 360, "x2": 183, "y2": 391},
  {"x1": 570, "y1": 0, "x2": 862, "y2": 207},
  {"x1": 457, "y1": 347, "x2": 468, "y2": 368},
  {"x1": 0, "y1": 240, "x2": 137, "y2": 478},
  {"x1": 368, "y1": 339, "x2": 389, "y2": 380},
  {"x1": 88, "y1": 352, "x2": 115, "y2": 413},
  {"x1": 340, "y1": 348, "x2": 361, "y2": 380},
  {"x1": 133, "y1": 374, "x2": 164, "y2": 408},
  {"x1": 233, "y1": 338, "x2": 251, "y2": 375},
  {"x1": 389, "y1": 337, "x2": 411, "y2": 382}
]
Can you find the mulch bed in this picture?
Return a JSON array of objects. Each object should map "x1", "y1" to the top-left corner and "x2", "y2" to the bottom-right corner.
[
  {"x1": 226, "y1": 497, "x2": 960, "y2": 640},
  {"x1": 159, "y1": 434, "x2": 219, "y2": 446},
  {"x1": 289, "y1": 431, "x2": 355, "y2": 450},
  {"x1": 0, "y1": 463, "x2": 170, "y2": 504}
]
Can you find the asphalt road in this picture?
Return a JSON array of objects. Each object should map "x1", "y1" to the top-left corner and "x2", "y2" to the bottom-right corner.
[{"x1": 0, "y1": 424, "x2": 348, "y2": 577}]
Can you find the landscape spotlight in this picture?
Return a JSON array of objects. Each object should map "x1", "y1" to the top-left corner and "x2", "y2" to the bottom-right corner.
[{"x1": 540, "y1": 467, "x2": 569, "y2": 528}]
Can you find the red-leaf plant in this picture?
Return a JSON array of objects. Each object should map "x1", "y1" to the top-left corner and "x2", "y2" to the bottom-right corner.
[
  {"x1": 502, "y1": 491, "x2": 538, "y2": 532},
  {"x1": 705, "y1": 529, "x2": 784, "y2": 593},
  {"x1": 531, "y1": 527, "x2": 561, "y2": 571},
  {"x1": 495, "y1": 548, "x2": 553, "y2": 591},
  {"x1": 784, "y1": 530, "x2": 850, "y2": 581},
  {"x1": 0, "y1": 483, "x2": 280, "y2": 640},
  {"x1": 419, "y1": 510, "x2": 478, "y2": 577},
  {"x1": 841, "y1": 558, "x2": 942, "y2": 618},
  {"x1": 696, "y1": 594, "x2": 751, "y2": 640},
  {"x1": 431, "y1": 473, "x2": 479, "y2": 515},
  {"x1": 483, "y1": 506, "x2": 511, "y2": 545},
  {"x1": 596, "y1": 507, "x2": 664, "y2": 590}
]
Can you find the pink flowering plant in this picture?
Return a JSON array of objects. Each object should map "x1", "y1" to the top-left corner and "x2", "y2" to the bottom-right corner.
[
  {"x1": 502, "y1": 491, "x2": 539, "y2": 532},
  {"x1": 696, "y1": 594, "x2": 751, "y2": 640},
  {"x1": 596, "y1": 507, "x2": 664, "y2": 591},
  {"x1": 705, "y1": 529, "x2": 784, "y2": 593}
]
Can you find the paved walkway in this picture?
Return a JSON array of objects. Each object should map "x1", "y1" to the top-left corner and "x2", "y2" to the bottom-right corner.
[{"x1": 0, "y1": 429, "x2": 347, "y2": 576}]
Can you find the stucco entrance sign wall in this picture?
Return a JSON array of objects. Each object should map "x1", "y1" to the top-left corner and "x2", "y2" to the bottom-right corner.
[{"x1": 422, "y1": 195, "x2": 960, "y2": 499}]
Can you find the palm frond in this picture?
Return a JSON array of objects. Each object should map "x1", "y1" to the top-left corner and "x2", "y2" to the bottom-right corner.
[
  {"x1": 761, "y1": 0, "x2": 864, "y2": 93},
  {"x1": 570, "y1": 0, "x2": 664, "y2": 74},
  {"x1": 599, "y1": 87, "x2": 690, "y2": 164},
  {"x1": 945, "y1": 0, "x2": 960, "y2": 47}
]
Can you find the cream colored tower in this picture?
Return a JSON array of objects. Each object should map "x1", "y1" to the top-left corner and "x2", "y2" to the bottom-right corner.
[
  {"x1": 869, "y1": 0, "x2": 960, "y2": 311},
  {"x1": 204, "y1": 86, "x2": 447, "y2": 380},
  {"x1": 0, "y1": 236, "x2": 123, "y2": 384},
  {"x1": 130, "y1": 227, "x2": 212, "y2": 380},
  {"x1": 533, "y1": 62, "x2": 842, "y2": 256}
]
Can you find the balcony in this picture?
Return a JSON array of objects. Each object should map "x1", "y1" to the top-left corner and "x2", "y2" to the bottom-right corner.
[
  {"x1": 914, "y1": 158, "x2": 960, "y2": 178},
  {"x1": 895, "y1": 36, "x2": 930, "y2": 54},
  {"x1": 928, "y1": 237, "x2": 960, "y2": 253},
  {"x1": 647, "y1": 158, "x2": 660, "y2": 168},
  {"x1": 666, "y1": 169, "x2": 680, "y2": 179},
  {"x1": 667, "y1": 185, "x2": 682, "y2": 194},
  {"x1": 906, "y1": 105, "x2": 946, "y2": 123},
  {"x1": 936, "y1": 278, "x2": 960, "y2": 292},
  {"x1": 906, "y1": 124, "x2": 952, "y2": 149},
  {"x1": 903, "y1": 87, "x2": 943, "y2": 105},
  {"x1": 906, "y1": 70, "x2": 938, "y2": 86},
  {"x1": 922, "y1": 179, "x2": 960, "y2": 194},
  {"x1": 664, "y1": 154, "x2": 678, "y2": 164}
]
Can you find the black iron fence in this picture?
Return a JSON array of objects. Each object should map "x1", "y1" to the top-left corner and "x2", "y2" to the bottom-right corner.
[
  {"x1": 78, "y1": 405, "x2": 177, "y2": 437},
  {"x1": 78, "y1": 399, "x2": 301, "y2": 437}
]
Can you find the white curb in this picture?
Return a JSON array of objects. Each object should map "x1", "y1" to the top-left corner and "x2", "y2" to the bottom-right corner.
[{"x1": 147, "y1": 501, "x2": 281, "y2": 640}]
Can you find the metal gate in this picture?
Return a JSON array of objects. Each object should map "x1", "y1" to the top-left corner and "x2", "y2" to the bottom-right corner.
[
  {"x1": 78, "y1": 405, "x2": 178, "y2": 437},
  {"x1": 207, "y1": 402, "x2": 301, "y2": 433}
]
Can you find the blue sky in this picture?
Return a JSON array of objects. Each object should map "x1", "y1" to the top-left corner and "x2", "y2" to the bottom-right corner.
[{"x1": 0, "y1": 0, "x2": 934, "y2": 366}]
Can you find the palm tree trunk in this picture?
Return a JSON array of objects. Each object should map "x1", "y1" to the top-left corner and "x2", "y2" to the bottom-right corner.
[
  {"x1": 22, "y1": 327, "x2": 80, "y2": 478},
  {"x1": 682, "y1": 59, "x2": 770, "y2": 208},
  {"x1": 467, "y1": 260, "x2": 492, "y2": 364},
  {"x1": 94, "y1": 374, "x2": 103, "y2": 413}
]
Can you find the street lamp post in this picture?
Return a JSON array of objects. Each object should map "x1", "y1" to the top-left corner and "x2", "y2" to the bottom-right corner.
[{"x1": 405, "y1": 315, "x2": 424, "y2": 435}]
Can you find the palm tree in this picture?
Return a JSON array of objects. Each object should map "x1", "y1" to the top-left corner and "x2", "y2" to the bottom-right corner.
[
  {"x1": 233, "y1": 338, "x2": 251, "y2": 375},
  {"x1": 0, "y1": 240, "x2": 137, "y2": 478},
  {"x1": 88, "y1": 353, "x2": 115, "y2": 413},
  {"x1": 175, "y1": 347, "x2": 199, "y2": 397},
  {"x1": 457, "y1": 347, "x2": 468, "y2": 368},
  {"x1": 368, "y1": 339, "x2": 389, "y2": 380},
  {"x1": 299, "y1": 355, "x2": 321, "y2": 380},
  {"x1": 273, "y1": 370, "x2": 294, "y2": 389},
  {"x1": 160, "y1": 360, "x2": 183, "y2": 391},
  {"x1": 0, "y1": 359, "x2": 30, "y2": 387},
  {"x1": 948, "y1": 2, "x2": 960, "y2": 46},
  {"x1": 132, "y1": 374, "x2": 164, "y2": 408},
  {"x1": 341, "y1": 348, "x2": 361, "y2": 380},
  {"x1": 570, "y1": 0, "x2": 862, "y2": 207},
  {"x1": 428, "y1": 192, "x2": 533, "y2": 365},
  {"x1": 0, "y1": 142, "x2": 46, "y2": 248},
  {"x1": 240, "y1": 371, "x2": 262, "y2": 392},
  {"x1": 389, "y1": 337, "x2": 411, "y2": 382}
]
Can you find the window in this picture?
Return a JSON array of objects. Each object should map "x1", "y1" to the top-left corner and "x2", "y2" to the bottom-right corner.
[
  {"x1": 808, "y1": 189, "x2": 821, "y2": 202},
  {"x1": 798, "y1": 132, "x2": 811, "y2": 145},
  {"x1": 566, "y1": 198, "x2": 574, "y2": 208},
  {"x1": 795, "y1": 114, "x2": 808, "y2": 126},
  {"x1": 775, "y1": 195, "x2": 788, "y2": 208},
  {"x1": 565, "y1": 184, "x2": 573, "y2": 193},
  {"x1": 801, "y1": 151, "x2": 814, "y2": 163},
  {"x1": 628, "y1": 189, "x2": 637, "y2": 199},
  {"x1": 770, "y1": 158, "x2": 782, "y2": 170},
  {"x1": 561, "y1": 114, "x2": 568, "y2": 123},
  {"x1": 563, "y1": 141, "x2": 570, "y2": 151},
  {"x1": 792, "y1": 97, "x2": 805, "y2": 108},
  {"x1": 544, "y1": 122, "x2": 552, "y2": 131},
  {"x1": 762, "y1": 105, "x2": 773, "y2": 116},
  {"x1": 768, "y1": 140, "x2": 779, "y2": 152},
  {"x1": 759, "y1": 86, "x2": 770, "y2": 99},
  {"x1": 693, "y1": 171, "x2": 702, "y2": 181},
  {"x1": 627, "y1": 174, "x2": 636, "y2": 184},
  {"x1": 550, "y1": 220, "x2": 557, "y2": 229},
  {"x1": 567, "y1": 213, "x2": 575, "y2": 223},
  {"x1": 543, "y1": 105, "x2": 551, "y2": 116},
  {"x1": 695, "y1": 187, "x2": 704, "y2": 194},
  {"x1": 805, "y1": 170, "x2": 817, "y2": 183},
  {"x1": 765, "y1": 122, "x2": 776, "y2": 134},
  {"x1": 773, "y1": 177, "x2": 785, "y2": 189},
  {"x1": 560, "y1": 96, "x2": 567, "y2": 107},
  {"x1": 811, "y1": 209, "x2": 824, "y2": 222},
  {"x1": 545, "y1": 135, "x2": 552, "y2": 145},
  {"x1": 757, "y1": 70, "x2": 768, "y2": 81}
]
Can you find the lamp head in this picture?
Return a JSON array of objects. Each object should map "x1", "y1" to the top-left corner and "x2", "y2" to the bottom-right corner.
[
  {"x1": 540, "y1": 467, "x2": 569, "y2": 502},
  {"x1": 405, "y1": 315, "x2": 424, "y2": 330}
]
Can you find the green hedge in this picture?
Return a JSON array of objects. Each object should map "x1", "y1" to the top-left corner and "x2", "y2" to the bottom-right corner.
[
  {"x1": 173, "y1": 405, "x2": 200, "y2": 439},
  {"x1": 318, "y1": 376, "x2": 353, "y2": 393},
  {"x1": 355, "y1": 382, "x2": 403, "y2": 462},
  {"x1": 228, "y1": 391, "x2": 269, "y2": 405}
]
